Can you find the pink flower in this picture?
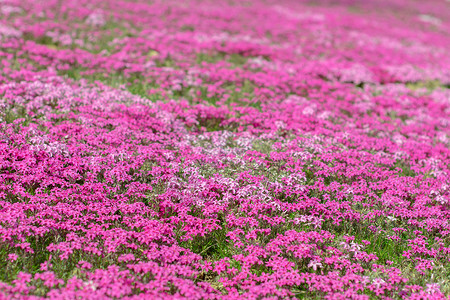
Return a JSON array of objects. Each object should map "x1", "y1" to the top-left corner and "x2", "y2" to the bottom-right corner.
[{"x1": 8, "y1": 254, "x2": 18, "y2": 262}]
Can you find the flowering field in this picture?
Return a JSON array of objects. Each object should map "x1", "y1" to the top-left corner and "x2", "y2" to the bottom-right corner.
[{"x1": 0, "y1": 0, "x2": 450, "y2": 299}]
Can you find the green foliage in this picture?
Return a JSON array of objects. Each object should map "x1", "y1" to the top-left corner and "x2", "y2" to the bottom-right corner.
[
  {"x1": 59, "y1": 69, "x2": 159, "y2": 100},
  {"x1": 3, "y1": 107, "x2": 28, "y2": 124},
  {"x1": 406, "y1": 80, "x2": 450, "y2": 92},
  {"x1": 178, "y1": 229, "x2": 234, "y2": 261},
  {"x1": 392, "y1": 159, "x2": 417, "y2": 177},
  {"x1": 196, "y1": 52, "x2": 249, "y2": 67}
]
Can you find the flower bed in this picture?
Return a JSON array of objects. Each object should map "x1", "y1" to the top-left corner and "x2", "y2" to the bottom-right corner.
[{"x1": 0, "y1": 0, "x2": 449, "y2": 298}]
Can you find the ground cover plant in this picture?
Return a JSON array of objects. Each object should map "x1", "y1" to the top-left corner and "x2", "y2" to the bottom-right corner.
[{"x1": 0, "y1": 0, "x2": 449, "y2": 299}]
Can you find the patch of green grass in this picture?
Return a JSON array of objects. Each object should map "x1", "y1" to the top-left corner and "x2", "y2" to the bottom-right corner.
[
  {"x1": 155, "y1": 57, "x2": 176, "y2": 68},
  {"x1": 0, "y1": 249, "x2": 19, "y2": 283},
  {"x1": 321, "y1": 216, "x2": 410, "y2": 267},
  {"x1": 399, "y1": 263, "x2": 450, "y2": 295},
  {"x1": 292, "y1": 286, "x2": 325, "y2": 300},
  {"x1": 1, "y1": 51, "x2": 161, "y2": 102},
  {"x1": 223, "y1": 80, "x2": 260, "y2": 110},
  {"x1": 252, "y1": 139, "x2": 275, "y2": 154},
  {"x1": 180, "y1": 25, "x2": 195, "y2": 32},
  {"x1": 227, "y1": 53, "x2": 249, "y2": 66},
  {"x1": 3, "y1": 107, "x2": 29, "y2": 124},
  {"x1": 387, "y1": 111, "x2": 409, "y2": 123},
  {"x1": 59, "y1": 68, "x2": 159, "y2": 100},
  {"x1": 178, "y1": 229, "x2": 234, "y2": 261},
  {"x1": 406, "y1": 80, "x2": 449, "y2": 92},
  {"x1": 197, "y1": 117, "x2": 227, "y2": 132},
  {"x1": 340, "y1": 109, "x2": 352, "y2": 118},
  {"x1": 22, "y1": 32, "x2": 57, "y2": 47},
  {"x1": 86, "y1": 22, "x2": 138, "y2": 54},
  {"x1": 347, "y1": 6, "x2": 365, "y2": 14},
  {"x1": 392, "y1": 159, "x2": 417, "y2": 177},
  {"x1": 196, "y1": 52, "x2": 249, "y2": 67},
  {"x1": 361, "y1": 233, "x2": 409, "y2": 264},
  {"x1": 197, "y1": 86, "x2": 221, "y2": 106},
  {"x1": 0, "y1": 233, "x2": 58, "y2": 283},
  {"x1": 23, "y1": 18, "x2": 138, "y2": 55},
  {"x1": 196, "y1": 53, "x2": 223, "y2": 64},
  {"x1": 172, "y1": 81, "x2": 257, "y2": 110}
]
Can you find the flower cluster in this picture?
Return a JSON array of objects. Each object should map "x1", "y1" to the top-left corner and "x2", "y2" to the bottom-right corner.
[{"x1": 0, "y1": 0, "x2": 449, "y2": 299}]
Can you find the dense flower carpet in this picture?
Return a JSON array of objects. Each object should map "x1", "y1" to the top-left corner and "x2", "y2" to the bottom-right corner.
[{"x1": 0, "y1": 0, "x2": 449, "y2": 298}]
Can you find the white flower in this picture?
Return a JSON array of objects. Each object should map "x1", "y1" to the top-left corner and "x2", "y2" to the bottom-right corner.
[
  {"x1": 83, "y1": 280, "x2": 97, "y2": 291},
  {"x1": 1, "y1": 5, "x2": 23, "y2": 15},
  {"x1": 302, "y1": 105, "x2": 316, "y2": 116},
  {"x1": 275, "y1": 120, "x2": 286, "y2": 130},
  {"x1": 361, "y1": 276, "x2": 370, "y2": 285},
  {"x1": 86, "y1": 12, "x2": 106, "y2": 27},
  {"x1": 270, "y1": 201, "x2": 281, "y2": 211},
  {"x1": 339, "y1": 241, "x2": 350, "y2": 250},
  {"x1": 426, "y1": 283, "x2": 441, "y2": 294},
  {"x1": 372, "y1": 278, "x2": 386, "y2": 288},
  {"x1": 387, "y1": 216, "x2": 397, "y2": 222},
  {"x1": 308, "y1": 260, "x2": 322, "y2": 271},
  {"x1": 349, "y1": 242, "x2": 363, "y2": 254},
  {"x1": 436, "y1": 195, "x2": 447, "y2": 205},
  {"x1": 418, "y1": 14, "x2": 442, "y2": 26}
]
